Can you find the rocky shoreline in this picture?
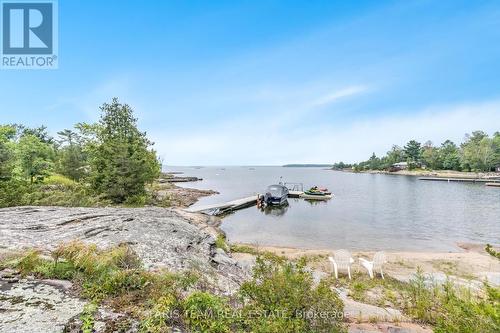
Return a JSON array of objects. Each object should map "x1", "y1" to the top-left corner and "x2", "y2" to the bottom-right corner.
[
  {"x1": 340, "y1": 168, "x2": 500, "y2": 179},
  {"x1": 1, "y1": 182, "x2": 499, "y2": 333},
  {"x1": 0, "y1": 206, "x2": 247, "y2": 333}
]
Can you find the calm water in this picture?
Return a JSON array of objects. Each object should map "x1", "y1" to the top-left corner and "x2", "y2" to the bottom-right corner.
[{"x1": 166, "y1": 166, "x2": 500, "y2": 251}]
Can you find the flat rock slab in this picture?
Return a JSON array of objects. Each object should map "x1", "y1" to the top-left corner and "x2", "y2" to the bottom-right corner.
[
  {"x1": 343, "y1": 298, "x2": 405, "y2": 323},
  {"x1": 0, "y1": 206, "x2": 247, "y2": 294},
  {"x1": 0, "y1": 278, "x2": 85, "y2": 333},
  {"x1": 349, "y1": 323, "x2": 433, "y2": 333},
  {"x1": 336, "y1": 288, "x2": 406, "y2": 323}
]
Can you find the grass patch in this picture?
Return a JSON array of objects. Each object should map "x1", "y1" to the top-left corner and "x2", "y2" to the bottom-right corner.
[
  {"x1": 215, "y1": 234, "x2": 229, "y2": 252},
  {"x1": 43, "y1": 174, "x2": 77, "y2": 186},
  {"x1": 229, "y1": 244, "x2": 261, "y2": 256}
]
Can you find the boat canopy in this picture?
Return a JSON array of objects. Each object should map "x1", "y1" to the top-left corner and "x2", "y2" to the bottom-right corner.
[{"x1": 266, "y1": 184, "x2": 288, "y2": 197}]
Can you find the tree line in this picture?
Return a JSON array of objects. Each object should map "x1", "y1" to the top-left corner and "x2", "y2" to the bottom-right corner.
[
  {"x1": 332, "y1": 131, "x2": 500, "y2": 172},
  {"x1": 0, "y1": 98, "x2": 161, "y2": 207}
]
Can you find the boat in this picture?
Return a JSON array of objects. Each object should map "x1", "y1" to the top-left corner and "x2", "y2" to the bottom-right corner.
[
  {"x1": 300, "y1": 186, "x2": 333, "y2": 200},
  {"x1": 308, "y1": 186, "x2": 331, "y2": 195},
  {"x1": 263, "y1": 184, "x2": 289, "y2": 206},
  {"x1": 300, "y1": 191, "x2": 332, "y2": 200}
]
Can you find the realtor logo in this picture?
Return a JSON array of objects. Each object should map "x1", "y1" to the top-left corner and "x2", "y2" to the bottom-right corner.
[{"x1": 1, "y1": 0, "x2": 58, "y2": 69}]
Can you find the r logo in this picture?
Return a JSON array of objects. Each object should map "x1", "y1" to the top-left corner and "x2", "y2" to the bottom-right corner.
[{"x1": 2, "y1": 2, "x2": 53, "y2": 54}]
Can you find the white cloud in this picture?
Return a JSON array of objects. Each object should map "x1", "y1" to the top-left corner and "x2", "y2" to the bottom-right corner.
[
  {"x1": 153, "y1": 99, "x2": 500, "y2": 165},
  {"x1": 310, "y1": 85, "x2": 368, "y2": 107}
]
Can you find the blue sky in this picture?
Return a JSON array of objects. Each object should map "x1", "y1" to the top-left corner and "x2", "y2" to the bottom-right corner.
[{"x1": 1, "y1": 0, "x2": 500, "y2": 165}]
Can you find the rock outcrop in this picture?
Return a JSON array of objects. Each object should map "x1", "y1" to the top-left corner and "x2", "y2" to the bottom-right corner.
[{"x1": 0, "y1": 206, "x2": 247, "y2": 332}]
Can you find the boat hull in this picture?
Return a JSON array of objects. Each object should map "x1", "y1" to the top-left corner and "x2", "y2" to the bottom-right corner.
[{"x1": 300, "y1": 193, "x2": 332, "y2": 200}]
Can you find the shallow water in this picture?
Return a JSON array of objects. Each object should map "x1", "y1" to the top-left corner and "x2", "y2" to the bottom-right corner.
[{"x1": 166, "y1": 166, "x2": 500, "y2": 251}]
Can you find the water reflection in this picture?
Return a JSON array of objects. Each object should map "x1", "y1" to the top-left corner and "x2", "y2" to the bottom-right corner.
[
  {"x1": 168, "y1": 166, "x2": 500, "y2": 251},
  {"x1": 260, "y1": 200, "x2": 289, "y2": 216},
  {"x1": 303, "y1": 199, "x2": 329, "y2": 206}
]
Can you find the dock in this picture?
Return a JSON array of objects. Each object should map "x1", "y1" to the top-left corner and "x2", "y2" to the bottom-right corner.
[
  {"x1": 184, "y1": 195, "x2": 260, "y2": 215},
  {"x1": 288, "y1": 190, "x2": 304, "y2": 198},
  {"x1": 184, "y1": 190, "x2": 306, "y2": 216},
  {"x1": 419, "y1": 177, "x2": 500, "y2": 183},
  {"x1": 486, "y1": 183, "x2": 500, "y2": 187}
]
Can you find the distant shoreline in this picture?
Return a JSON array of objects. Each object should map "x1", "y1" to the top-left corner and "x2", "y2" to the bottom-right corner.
[{"x1": 335, "y1": 168, "x2": 500, "y2": 179}]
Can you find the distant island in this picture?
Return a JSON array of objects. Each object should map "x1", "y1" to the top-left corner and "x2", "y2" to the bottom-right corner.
[{"x1": 282, "y1": 164, "x2": 333, "y2": 167}]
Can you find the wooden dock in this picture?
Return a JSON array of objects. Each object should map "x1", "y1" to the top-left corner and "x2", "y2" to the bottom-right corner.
[
  {"x1": 419, "y1": 177, "x2": 500, "y2": 183},
  {"x1": 184, "y1": 195, "x2": 259, "y2": 215},
  {"x1": 486, "y1": 183, "x2": 500, "y2": 187},
  {"x1": 185, "y1": 190, "x2": 306, "y2": 215}
]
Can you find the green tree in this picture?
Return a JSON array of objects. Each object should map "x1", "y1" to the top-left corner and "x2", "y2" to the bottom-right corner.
[
  {"x1": 461, "y1": 131, "x2": 495, "y2": 171},
  {"x1": 368, "y1": 152, "x2": 381, "y2": 170},
  {"x1": 492, "y1": 132, "x2": 500, "y2": 168},
  {"x1": 0, "y1": 125, "x2": 17, "y2": 180},
  {"x1": 440, "y1": 140, "x2": 461, "y2": 171},
  {"x1": 404, "y1": 140, "x2": 422, "y2": 168},
  {"x1": 15, "y1": 124, "x2": 54, "y2": 144},
  {"x1": 16, "y1": 134, "x2": 54, "y2": 183},
  {"x1": 385, "y1": 145, "x2": 405, "y2": 165},
  {"x1": 86, "y1": 98, "x2": 161, "y2": 203},
  {"x1": 421, "y1": 141, "x2": 442, "y2": 170},
  {"x1": 56, "y1": 129, "x2": 87, "y2": 181}
]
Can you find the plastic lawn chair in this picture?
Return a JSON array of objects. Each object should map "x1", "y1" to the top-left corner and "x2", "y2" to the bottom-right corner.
[
  {"x1": 328, "y1": 249, "x2": 354, "y2": 279},
  {"x1": 359, "y1": 251, "x2": 387, "y2": 279}
]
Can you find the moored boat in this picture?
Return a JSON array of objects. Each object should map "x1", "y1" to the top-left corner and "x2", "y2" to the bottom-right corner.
[
  {"x1": 263, "y1": 184, "x2": 289, "y2": 206},
  {"x1": 300, "y1": 191, "x2": 333, "y2": 200},
  {"x1": 300, "y1": 186, "x2": 333, "y2": 200}
]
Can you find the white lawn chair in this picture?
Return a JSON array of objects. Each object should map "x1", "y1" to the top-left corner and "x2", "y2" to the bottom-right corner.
[
  {"x1": 359, "y1": 251, "x2": 387, "y2": 279},
  {"x1": 328, "y1": 249, "x2": 354, "y2": 279}
]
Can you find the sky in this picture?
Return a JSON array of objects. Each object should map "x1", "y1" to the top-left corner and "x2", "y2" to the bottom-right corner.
[{"x1": 1, "y1": 0, "x2": 500, "y2": 165}]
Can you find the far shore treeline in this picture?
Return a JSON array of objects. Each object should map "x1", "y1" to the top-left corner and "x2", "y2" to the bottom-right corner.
[
  {"x1": 333, "y1": 131, "x2": 500, "y2": 172},
  {"x1": 0, "y1": 98, "x2": 161, "y2": 208}
]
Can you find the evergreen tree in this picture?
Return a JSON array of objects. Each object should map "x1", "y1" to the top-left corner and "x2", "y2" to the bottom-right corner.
[
  {"x1": 56, "y1": 129, "x2": 87, "y2": 181},
  {"x1": 86, "y1": 98, "x2": 161, "y2": 203},
  {"x1": 403, "y1": 140, "x2": 422, "y2": 168},
  {"x1": 440, "y1": 140, "x2": 461, "y2": 171}
]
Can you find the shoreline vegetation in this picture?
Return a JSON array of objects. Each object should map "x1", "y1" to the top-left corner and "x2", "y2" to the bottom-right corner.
[
  {"x1": 1, "y1": 99, "x2": 500, "y2": 332},
  {"x1": 331, "y1": 131, "x2": 500, "y2": 177}
]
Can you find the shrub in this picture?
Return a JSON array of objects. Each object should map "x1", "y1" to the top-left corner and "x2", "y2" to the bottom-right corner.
[
  {"x1": 14, "y1": 250, "x2": 43, "y2": 275},
  {"x1": 238, "y1": 255, "x2": 345, "y2": 333},
  {"x1": 405, "y1": 272, "x2": 500, "y2": 332},
  {"x1": 486, "y1": 244, "x2": 500, "y2": 260},
  {"x1": 43, "y1": 174, "x2": 77, "y2": 186},
  {"x1": 215, "y1": 234, "x2": 229, "y2": 252},
  {"x1": 182, "y1": 292, "x2": 232, "y2": 333},
  {"x1": 140, "y1": 294, "x2": 179, "y2": 333},
  {"x1": 80, "y1": 302, "x2": 98, "y2": 333}
]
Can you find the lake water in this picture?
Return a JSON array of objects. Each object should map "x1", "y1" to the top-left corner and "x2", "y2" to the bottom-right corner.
[{"x1": 165, "y1": 166, "x2": 500, "y2": 251}]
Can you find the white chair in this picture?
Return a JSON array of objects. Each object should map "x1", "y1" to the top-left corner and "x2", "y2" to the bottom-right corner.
[
  {"x1": 359, "y1": 251, "x2": 387, "y2": 279},
  {"x1": 328, "y1": 249, "x2": 354, "y2": 279}
]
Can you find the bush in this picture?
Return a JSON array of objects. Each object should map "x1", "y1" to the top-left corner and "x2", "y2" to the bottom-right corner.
[
  {"x1": 0, "y1": 179, "x2": 29, "y2": 208},
  {"x1": 43, "y1": 174, "x2": 77, "y2": 186},
  {"x1": 405, "y1": 271, "x2": 500, "y2": 332},
  {"x1": 0, "y1": 179, "x2": 109, "y2": 208},
  {"x1": 239, "y1": 255, "x2": 345, "y2": 333},
  {"x1": 182, "y1": 292, "x2": 232, "y2": 333},
  {"x1": 486, "y1": 244, "x2": 500, "y2": 260},
  {"x1": 1, "y1": 243, "x2": 346, "y2": 333}
]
